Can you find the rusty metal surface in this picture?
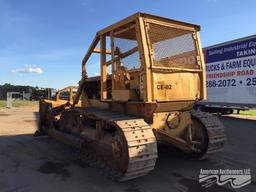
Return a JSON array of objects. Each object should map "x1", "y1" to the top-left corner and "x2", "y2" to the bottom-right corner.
[
  {"x1": 47, "y1": 129, "x2": 83, "y2": 149},
  {"x1": 191, "y1": 110, "x2": 226, "y2": 159},
  {"x1": 67, "y1": 108, "x2": 158, "y2": 181}
]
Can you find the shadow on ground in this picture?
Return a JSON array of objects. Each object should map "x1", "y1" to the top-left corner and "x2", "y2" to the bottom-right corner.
[
  {"x1": 0, "y1": 133, "x2": 244, "y2": 192},
  {"x1": 0, "y1": 111, "x2": 255, "y2": 192}
]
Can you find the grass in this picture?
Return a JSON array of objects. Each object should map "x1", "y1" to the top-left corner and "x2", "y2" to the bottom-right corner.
[
  {"x1": 0, "y1": 100, "x2": 38, "y2": 108},
  {"x1": 235, "y1": 109, "x2": 256, "y2": 116}
]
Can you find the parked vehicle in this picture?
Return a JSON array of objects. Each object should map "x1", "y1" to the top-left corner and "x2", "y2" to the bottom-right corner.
[{"x1": 196, "y1": 35, "x2": 256, "y2": 114}]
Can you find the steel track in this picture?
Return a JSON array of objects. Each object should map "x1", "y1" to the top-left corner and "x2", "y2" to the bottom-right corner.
[
  {"x1": 191, "y1": 110, "x2": 226, "y2": 159},
  {"x1": 73, "y1": 108, "x2": 158, "y2": 181}
]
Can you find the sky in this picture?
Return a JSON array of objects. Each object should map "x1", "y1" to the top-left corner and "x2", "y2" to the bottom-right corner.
[{"x1": 0, "y1": 0, "x2": 256, "y2": 88}]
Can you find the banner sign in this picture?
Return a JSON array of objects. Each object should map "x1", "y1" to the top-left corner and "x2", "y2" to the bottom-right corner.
[{"x1": 204, "y1": 37, "x2": 256, "y2": 104}]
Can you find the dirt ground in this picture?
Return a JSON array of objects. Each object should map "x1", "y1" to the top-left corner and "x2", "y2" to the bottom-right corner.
[{"x1": 0, "y1": 106, "x2": 255, "y2": 192}]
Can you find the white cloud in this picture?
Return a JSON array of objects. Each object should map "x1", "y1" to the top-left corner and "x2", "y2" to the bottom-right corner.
[
  {"x1": 94, "y1": 72, "x2": 99, "y2": 76},
  {"x1": 80, "y1": 1, "x2": 95, "y2": 12},
  {"x1": 12, "y1": 65, "x2": 43, "y2": 74}
]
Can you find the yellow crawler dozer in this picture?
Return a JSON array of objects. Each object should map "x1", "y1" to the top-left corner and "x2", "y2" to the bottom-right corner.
[{"x1": 37, "y1": 12, "x2": 226, "y2": 181}]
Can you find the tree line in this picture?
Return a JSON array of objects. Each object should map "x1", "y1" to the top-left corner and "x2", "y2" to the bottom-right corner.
[{"x1": 0, "y1": 83, "x2": 36, "y2": 100}]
